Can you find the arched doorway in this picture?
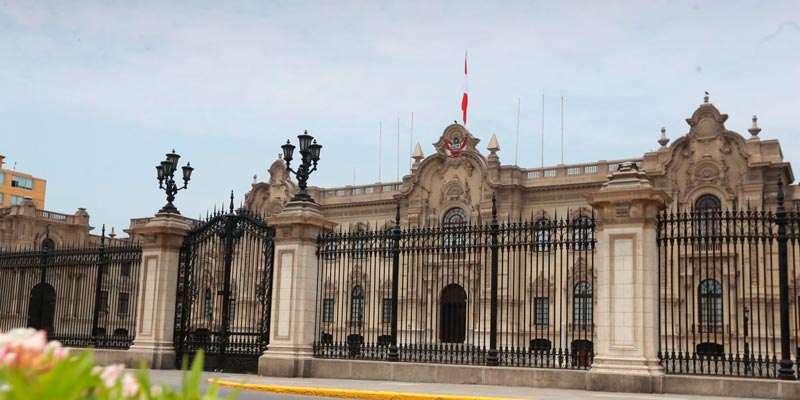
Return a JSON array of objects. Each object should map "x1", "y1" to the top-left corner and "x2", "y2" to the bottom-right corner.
[
  {"x1": 27, "y1": 282, "x2": 56, "y2": 333},
  {"x1": 440, "y1": 284, "x2": 466, "y2": 343}
]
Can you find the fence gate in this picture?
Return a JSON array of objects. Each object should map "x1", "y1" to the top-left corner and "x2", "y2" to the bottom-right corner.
[{"x1": 174, "y1": 204, "x2": 275, "y2": 373}]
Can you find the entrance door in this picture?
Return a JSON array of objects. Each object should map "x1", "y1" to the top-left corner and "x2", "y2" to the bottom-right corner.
[
  {"x1": 439, "y1": 284, "x2": 466, "y2": 343},
  {"x1": 27, "y1": 283, "x2": 56, "y2": 334}
]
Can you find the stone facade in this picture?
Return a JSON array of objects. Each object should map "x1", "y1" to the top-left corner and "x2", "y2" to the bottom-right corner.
[{"x1": 245, "y1": 99, "x2": 796, "y2": 230}]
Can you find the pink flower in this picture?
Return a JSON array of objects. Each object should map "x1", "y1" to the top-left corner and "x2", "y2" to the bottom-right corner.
[
  {"x1": 121, "y1": 373, "x2": 139, "y2": 397},
  {"x1": 99, "y1": 364, "x2": 125, "y2": 388}
]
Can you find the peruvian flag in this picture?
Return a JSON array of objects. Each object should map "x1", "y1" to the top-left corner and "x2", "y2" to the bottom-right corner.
[{"x1": 461, "y1": 52, "x2": 468, "y2": 125}]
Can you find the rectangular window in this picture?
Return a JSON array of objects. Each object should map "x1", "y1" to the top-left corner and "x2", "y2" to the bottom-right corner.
[
  {"x1": 323, "y1": 299, "x2": 334, "y2": 322},
  {"x1": 382, "y1": 185, "x2": 394, "y2": 192},
  {"x1": 9, "y1": 195, "x2": 24, "y2": 205},
  {"x1": 98, "y1": 290, "x2": 109, "y2": 312},
  {"x1": 534, "y1": 297, "x2": 549, "y2": 325},
  {"x1": 584, "y1": 165, "x2": 598, "y2": 174},
  {"x1": 229, "y1": 299, "x2": 236, "y2": 322},
  {"x1": 364, "y1": 187, "x2": 374, "y2": 194},
  {"x1": 567, "y1": 167, "x2": 580, "y2": 175},
  {"x1": 120, "y1": 262, "x2": 131, "y2": 278},
  {"x1": 203, "y1": 290, "x2": 212, "y2": 320},
  {"x1": 335, "y1": 189, "x2": 345, "y2": 196},
  {"x1": 382, "y1": 298, "x2": 392, "y2": 323},
  {"x1": 0, "y1": 172, "x2": 4, "y2": 184},
  {"x1": 0, "y1": 193, "x2": 3, "y2": 204},
  {"x1": 527, "y1": 171, "x2": 540, "y2": 179},
  {"x1": 11, "y1": 176, "x2": 33, "y2": 190},
  {"x1": 544, "y1": 169, "x2": 557, "y2": 177},
  {"x1": 396, "y1": 184, "x2": 403, "y2": 190},
  {"x1": 117, "y1": 292, "x2": 129, "y2": 314},
  {"x1": 353, "y1": 188, "x2": 362, "y2": 194}
]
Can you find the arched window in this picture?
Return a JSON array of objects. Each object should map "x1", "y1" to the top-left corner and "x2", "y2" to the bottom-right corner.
[
  {"x1": 323, "y1": 231, "x2": 337, "y2": 260},
  {"x1": 573, "y1": 216, "x2": 594, "y2": 251},
  {"x1": 383, "y1": 229, "x2": 394, "y2": 258},
  {"x1": 350, "y1": 286, "x2": 365, "y2": 327},
  {"x1": 535, "y1": 219, "x2": 551, "y2": 252},
  {"x1": 443, "y1": 208, "x2": 467, "y2": 251},
  {"x1": 573, "y1": 281, "x2": 593, "y2": 332},
  {"x1": 698, "y1": 279, "x2": 723, "y2": 333},
  {"x1": 41, "y1": 238, "x2": 55, "y2": 251},
  {"x1": 352, "y1": 230, "x2": 368, "y2": 259},
  {"x1": 695, "y1": 194, "x2": 721, "y2": 237}
]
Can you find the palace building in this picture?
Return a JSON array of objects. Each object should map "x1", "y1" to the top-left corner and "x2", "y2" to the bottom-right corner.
[
  {"x1": 239, "y1": 97, "x2": 798, "y2": 371},
  {"x1": 245, "y1": 97, "x2": 795, "y2": 231}
]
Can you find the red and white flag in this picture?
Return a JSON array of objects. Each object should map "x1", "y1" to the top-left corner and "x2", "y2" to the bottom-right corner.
[{"x1": 461, "y1": 52, "x2": 468, "y2": 125}]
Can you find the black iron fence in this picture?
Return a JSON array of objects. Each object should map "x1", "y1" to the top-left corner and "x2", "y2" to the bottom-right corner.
[
  {"x1": 313, "y1": 195, "x2": 595, "y2": 369},
  {"x1": 0, "y1": 233, "x2": 142, "y2": 349},
  {"x1": 657, "y1": 196, "x2": 799, "y2": 378}
]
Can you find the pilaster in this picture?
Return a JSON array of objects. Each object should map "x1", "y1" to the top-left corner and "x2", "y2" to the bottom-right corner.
[
  {"x1": 259, "y1": 200, "x2": 335, "y2": 377},
  {"x1": 585, "y1": 162, "x2": 671, "y2": 392},
  {"x1": 126, "y1": 212, "x2": 190, "y2": 368}
]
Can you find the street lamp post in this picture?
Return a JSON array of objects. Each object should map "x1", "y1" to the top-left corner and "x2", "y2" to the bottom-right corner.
[
  {"x1": 281, "y1": 130, "x2": 322, "y2": 202},
  {"x1": 155, "y1": 149, "x2": 194, "y2": 214}
]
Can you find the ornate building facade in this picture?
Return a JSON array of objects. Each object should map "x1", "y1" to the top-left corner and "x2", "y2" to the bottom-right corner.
[
  {"x1": 244, "y1": 98, "x2": 798, "y2": 366},
  {"x1": 246, "y1": 98, "x2": 795, "y2": 235}
]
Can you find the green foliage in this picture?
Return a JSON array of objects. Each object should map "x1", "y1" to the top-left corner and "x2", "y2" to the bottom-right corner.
[{"x1": 0, "y1": 345, "x2": 238, "y2": 400}]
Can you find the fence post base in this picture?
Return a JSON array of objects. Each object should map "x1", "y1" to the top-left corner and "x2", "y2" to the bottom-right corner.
[
  {"x1": 125, "y1": 212, "x2": 190, "y2": 369},
  {"x1": 586, "y1": 162, "x2": 670, "y2": 390},
  {"x1": 258, "y1": 201, "x2": 335, "y2": 377}
]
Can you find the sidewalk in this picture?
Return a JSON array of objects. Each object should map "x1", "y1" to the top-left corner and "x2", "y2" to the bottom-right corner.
[{"x1": 163, "y1": 370, "x2": 768, "y2": 400}]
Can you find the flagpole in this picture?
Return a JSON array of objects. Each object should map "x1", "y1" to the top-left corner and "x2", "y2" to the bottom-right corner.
[
  {"x1": 410, "y1": 112, "x2": 414, "y2": 169},
  {"x1": 397, "y1": 116, "x2": 400, "y2": 181},
  {"x1": 379, "y1": 121, "x2": 382, "y2": 182},
  {"x1": 541, "y1": 94, "x2": 544, "y2": 168},
  {"x1": 515, "y1": 97, "x2": 521, "y2": 166},
  {"x1": 561, "y1": 96, "x2": 564, "y2": 165}
]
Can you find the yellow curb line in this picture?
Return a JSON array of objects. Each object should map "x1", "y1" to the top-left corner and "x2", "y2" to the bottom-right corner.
[{"x1": 212, "y1": 379, "x2": 529, "y2": 400}]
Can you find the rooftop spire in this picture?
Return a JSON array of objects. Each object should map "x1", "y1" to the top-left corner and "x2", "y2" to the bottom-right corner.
[
  {"x1": 703, "y1": 91, "x2": 710, "y2": 103},
  {"x1": 487, "y1": 133, "x2": 500, "y2": 154},
  {"x1": 411, "y1": 142, "x2": 424, "y2": 163}
]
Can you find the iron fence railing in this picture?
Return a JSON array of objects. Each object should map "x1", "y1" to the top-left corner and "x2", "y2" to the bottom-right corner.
[
  {"x1": 313, "y1": 194, "x2": 596, "y2": 369},
  {"x1": 657, "y1": 186, "x2": 799, "y2": 379},
  {"x1": 0, "y1": 230, "x2": 141, "y2": 349}
]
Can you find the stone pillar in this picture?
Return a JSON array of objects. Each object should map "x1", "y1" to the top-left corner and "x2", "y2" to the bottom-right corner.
[
  {"x1": 585, "y1": 162, "x2": 671, "y2": 393},
  {"x1": 259, "y1": 201, "x2": 334, "y2": 377},
  {"x1": 126, "y1": 212, "x2": 190, "y2": 368}
]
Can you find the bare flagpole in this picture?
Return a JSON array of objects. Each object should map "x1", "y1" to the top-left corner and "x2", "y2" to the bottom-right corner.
[
  {"x1": 379, "y1": 121, "x2": 382, "y2": 182},
  {"x1": 515, "y1": 97, "x2": 521, "y2": 166},
  {"x1": 397, "y1": 116, "x2": 400, "y2": 181},
  {"x1": 409, "y1": 112, "x2": 414, "y2": 169},
  {"x1": 541, "y1": 94, "x2": 545, "y2": 168},
  {"x1": 561, "y1": 96, "x2": 564, "y2": 165}
]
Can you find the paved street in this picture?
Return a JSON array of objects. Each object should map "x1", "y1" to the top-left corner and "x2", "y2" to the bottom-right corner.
[{"x1": 145, "y1": 370, "x2": 770, "y2": 400}]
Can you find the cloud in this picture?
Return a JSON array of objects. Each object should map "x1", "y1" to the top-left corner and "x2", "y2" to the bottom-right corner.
[{"x1": 1, "y1": 0, "x2": 799, "y2": 235}]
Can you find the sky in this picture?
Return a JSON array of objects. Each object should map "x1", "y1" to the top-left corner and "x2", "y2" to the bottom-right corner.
[{"x1": 2, "y1": 1, "x2": 799, "y2": 237}]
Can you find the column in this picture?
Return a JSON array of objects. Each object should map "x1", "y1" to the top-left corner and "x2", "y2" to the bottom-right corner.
[
  {"x1": 259, "y1": 201, "x2": 334, "y2": 377},
  {"x1": 126, "y1": 212, "x2": 190, "y2": 368},
  {"x1": 585, "y1": 162, "x2": 671, "y2": 393}
]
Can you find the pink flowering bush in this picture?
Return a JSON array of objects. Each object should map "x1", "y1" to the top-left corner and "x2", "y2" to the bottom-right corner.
[{"x1": 0, "y1": 328, "x2": 236, "y2": 400}]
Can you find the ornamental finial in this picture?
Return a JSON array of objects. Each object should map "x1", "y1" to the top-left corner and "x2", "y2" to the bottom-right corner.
[
  {"x1": 748, "y1": 115, "x2": 761, "y2": 139},
  {"x1": 658, "y1": 127, "x2": 669, "y2": 148}
]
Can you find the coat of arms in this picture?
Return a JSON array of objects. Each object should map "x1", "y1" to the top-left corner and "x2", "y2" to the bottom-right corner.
[{"x1": 444, "y1": 137, "x2": 465, "y2": 158}]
